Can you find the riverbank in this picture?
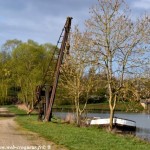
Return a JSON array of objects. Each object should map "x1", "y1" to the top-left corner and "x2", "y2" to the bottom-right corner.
[
  {"x1": 7, "y1": 105, "x2": 150, "y2": 150},
  {"x1": 54, "y1": 102, "x2": 143, "y2": 112}
]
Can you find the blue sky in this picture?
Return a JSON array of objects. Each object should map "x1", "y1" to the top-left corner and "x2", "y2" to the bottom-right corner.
[{"x1": 0, "y1": 0, "x2": 150, "y2": 47}]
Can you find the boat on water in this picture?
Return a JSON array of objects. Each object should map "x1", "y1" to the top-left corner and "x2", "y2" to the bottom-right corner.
[{"x1": 86, "y1": 117, "x2": 136, "y2": 131}]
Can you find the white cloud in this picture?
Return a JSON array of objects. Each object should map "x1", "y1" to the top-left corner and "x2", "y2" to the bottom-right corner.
[
  {"x1": 131, "y1": 0, "x2": 150, "y2": 10},
  {"x1": 0, "y1": 0, "x2": 149, "y2": 47},
  {"x1": 0, "y1": 0, "x2": 95, "y2": 46}
]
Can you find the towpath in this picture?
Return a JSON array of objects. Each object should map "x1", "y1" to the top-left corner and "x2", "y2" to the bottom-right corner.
[{"x1": 0, "y1": 107, "x2": 67, "y2": 150}]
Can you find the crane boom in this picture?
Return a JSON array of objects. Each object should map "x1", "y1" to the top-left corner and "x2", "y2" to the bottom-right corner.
[{"x1": 44, "y1": 17, "x2": 72, "y2": 121}]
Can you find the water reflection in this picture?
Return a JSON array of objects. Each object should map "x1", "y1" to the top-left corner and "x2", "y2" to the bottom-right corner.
[{"x1": 53, "y1": 109, "x2": 150, "y2": 141}]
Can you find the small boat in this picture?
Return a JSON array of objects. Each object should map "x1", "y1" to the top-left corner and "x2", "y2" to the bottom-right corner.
[{"x1": 86, "y1": 117, "x2": 136, "y2": 131}]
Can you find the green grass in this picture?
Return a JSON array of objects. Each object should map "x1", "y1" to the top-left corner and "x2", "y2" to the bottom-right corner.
[
  {"x1": 54, "y1": 102, "x2": 143, "y2": 112},
  {"x1": 7, "y1": 105, "x2": 150, "y2": 150}
]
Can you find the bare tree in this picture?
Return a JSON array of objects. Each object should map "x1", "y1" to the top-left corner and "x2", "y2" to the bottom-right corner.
[
  {"x1": 86, "y1": 0, "x2": 150, "y2": 131},
  {"x1": 60, "y1": 27, "x2": 94, "y2": 126}
]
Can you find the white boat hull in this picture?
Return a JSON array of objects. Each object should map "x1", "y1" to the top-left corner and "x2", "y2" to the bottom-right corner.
[{"x1": 87, "y1": 117, "x2": 136, "y2": 131}]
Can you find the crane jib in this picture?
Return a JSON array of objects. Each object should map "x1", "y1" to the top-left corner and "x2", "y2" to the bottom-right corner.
[
  {"x1": 28, "y1": 17, "x2": 72, "y2": 121},
  {"x1": 45, "y1": 17, "x2": 73, "y2": 122}
]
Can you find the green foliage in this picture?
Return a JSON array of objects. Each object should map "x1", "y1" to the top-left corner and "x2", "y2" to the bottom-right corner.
[
  {"x1": 0, "y1": 39, "x2": 56, "y2": 106},
  {"x1": 0, "y1": 38, "x2": 148, "y2": 112}
]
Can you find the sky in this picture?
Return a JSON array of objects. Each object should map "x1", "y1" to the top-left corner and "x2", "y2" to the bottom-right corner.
[{"x1": 0, "y1": 0, "x2": 150, "y2": 47}]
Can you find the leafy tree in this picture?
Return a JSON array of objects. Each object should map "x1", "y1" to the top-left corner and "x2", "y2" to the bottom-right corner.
[
  {"x1": 86, "y1": 0, "x2": 150, "y2": 130},
  {"x1": 0, "y1": 50, "x2": 12, "y2": 104},
  {"x1": 11, "y1": 40, "x2": 55, "y2": 107},
  {"x1": 1, "y1": 39, "x2": 22, "y2": 52}
]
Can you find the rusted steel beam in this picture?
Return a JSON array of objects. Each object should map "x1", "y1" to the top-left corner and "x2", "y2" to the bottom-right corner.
[{"x1": 44, "y1": 17, "x2": 72, "y2": 121}]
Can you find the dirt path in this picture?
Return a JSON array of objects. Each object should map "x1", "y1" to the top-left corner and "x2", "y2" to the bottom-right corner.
[{"x1": 0, "y1": 107, "x2": 67, "y2": 150}]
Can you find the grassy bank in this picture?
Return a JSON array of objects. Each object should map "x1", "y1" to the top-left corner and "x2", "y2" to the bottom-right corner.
[
  {"x1": 54, "y1": 102, "x2": 143, "y2": 112},
  {"x1": 7, "y1": 105, "x2": 150, "y2": 150}
]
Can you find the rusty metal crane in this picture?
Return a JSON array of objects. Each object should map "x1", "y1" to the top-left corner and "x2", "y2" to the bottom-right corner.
[
  {"x1": 45, "y1": 17, "x2": 72, "y2": 121},
  {"x1": 28, "y1": 17, "x2": 72, "y2": 122}
]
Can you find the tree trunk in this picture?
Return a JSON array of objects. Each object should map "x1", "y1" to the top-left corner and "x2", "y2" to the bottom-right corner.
[
  {"x1": 76, "y1": 107, "x2": 79, "y2": 126},
  {"x1": 109, "y1": 94, "x2": 117, "y2": 131},
  {"x1": 75, "y1": 96, "x2": 80, "y2": 126},
  {"x1": 109, "y1": 107, "x2": 114, "y2": 131}
]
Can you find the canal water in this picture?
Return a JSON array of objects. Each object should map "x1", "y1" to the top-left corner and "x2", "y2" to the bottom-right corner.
[{"x1": 53, "y1": 109, "x2": 150, "y2": 141}]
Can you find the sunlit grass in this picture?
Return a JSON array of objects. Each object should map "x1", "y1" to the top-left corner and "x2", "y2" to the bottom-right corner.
[
  {"x1": 54, "y1": 102, "x2": 143, "y2": 112},
  {"x1": 8, "y1": 105, "x2": 150, "y2": 150}
]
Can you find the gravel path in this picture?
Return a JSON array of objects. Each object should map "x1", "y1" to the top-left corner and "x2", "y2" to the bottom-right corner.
[{"x1": 0, "y1": 107, "x2": 67, "y2": 150}]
